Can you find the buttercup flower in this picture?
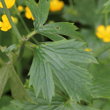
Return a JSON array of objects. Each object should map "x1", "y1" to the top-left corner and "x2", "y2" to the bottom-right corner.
[
  {"x1": 18, "y1": 5, "x2": 24, "y2": 12},
  {"x1": 50, "y1": 0, "x2": 64, "y2": 12},
  {"x1": 85, "y1": 48, "x2": 92, "y2": 52},
  {"x1": 96, "y1": 25, "x2": 110, "y2": 42},
  {"x1": 0, "y1": 0, "x2": 15, "y2": 8},
  {"x1": 0, "y1": 15, "x2": 14, "y2": 31},
  {"x1": 25, "y1": 7, "x2": 34, "y2": 20}
]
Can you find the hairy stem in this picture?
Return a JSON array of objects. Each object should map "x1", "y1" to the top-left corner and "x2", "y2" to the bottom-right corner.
[
  {"x1": 14, "y1": 5, "x2": 30, "y2": 34},
  {"x1": 1, "y1": 0, "x2": 22, "y2": 41}
]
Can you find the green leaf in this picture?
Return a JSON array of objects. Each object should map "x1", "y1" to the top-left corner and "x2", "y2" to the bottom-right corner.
[
  {"x1": 0, "y1": 96, "x2": 12, "y2": 108},
  {"x1": 38, "y1": 0, "x2": 50, "y2": 25},
  {"x1": 0, "y1": 96, "x2": 21, "y2": 110},
  {"x1": 14, "y1": 101, "x2": 98, "y2": 110},
  {"x1": 9, "y1": 65, "x2": 30, "y2": 101},
  {"x1": 26, "y1": 0, "x2": 82, "y2": 41},
  {"x1": 54, "y1": 102, "x2": 99, "y2": 110},
  {"x1": 1, "y1": 104, "x2": 22, "y2": 110},
  {"x1": 0, "y1": 65, "x2": 10, "y2": 98},
  {"x1": 102, "y1": 0, "x2": 110, "y2": 13},
  {"x1": 26, "y1": 0, "x2": 50, "y2": 28},
  {"x1": 93, "y1": 99, "x2": 110, "y2": 110},
  {"x1": 38, "y1": 22, "x2": 83, "y2": 40},
  {"x1": 89, "y1": 63, "x2": 110, "y2": 99},
  {"x1": 0, "y1": 64, "x2": 29, "y2": 101},
  {"x1": 45, "y1": 39, "x2": 97, "y2": 63},
  {"x1": 12, "y1": 92, "x2": 98, "y2": 110},
  {"x1": 63, "y1": 0, "x2": 96, "y2": 25},
  {"x1": 29, "y1": 39, "x2": 97, "y2": 102},
  {"x1": 29, "y1": 50, "x2": 55, "y2": 102},
  {"x1": 39, "y1": 32, "x2": 65, "y2": 41}
]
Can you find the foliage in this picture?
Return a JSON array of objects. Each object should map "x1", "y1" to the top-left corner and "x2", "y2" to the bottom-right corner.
[{"x1": 1, "y1": 0, "x2": 110, "y2": 110}]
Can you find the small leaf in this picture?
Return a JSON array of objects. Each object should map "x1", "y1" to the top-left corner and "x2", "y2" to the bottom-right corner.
[
  {"x1": 26, "y1": 0, "x2": 50, "y2": 28},
  {"x1": 38, "y1": 22, "x2": 83, "y2": 40}
]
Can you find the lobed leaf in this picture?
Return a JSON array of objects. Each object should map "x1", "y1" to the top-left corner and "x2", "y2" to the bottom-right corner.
[{"x1": 29, "y1": 39, "x2": 97, "y2": 102}]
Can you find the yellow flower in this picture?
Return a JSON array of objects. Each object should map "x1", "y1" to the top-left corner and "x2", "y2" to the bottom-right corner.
[
  {"x1": 0, "y1": 15, "x2": 14, "y2": 31},
  {"x1": 84, "y1": 48, "x2": 92, "y2": 52},
  {"x1": 25, "y1": 7, "x2": 34, "y2": 20},
  {"x1": 96, "y1": 25, "x2": 110, "y2": 42},
  {"x1": 0, "y1": 0, "x2": 15, "y2": 8},
  {"x1": 50, "y1": 0, "x2": 64, "y2": 12},
  {"x1": 18, "y1": 5, "x2": 24, "y2": 12}
]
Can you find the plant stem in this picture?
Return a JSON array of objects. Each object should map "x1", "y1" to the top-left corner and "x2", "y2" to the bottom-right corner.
[
  {"x1": 14, "y1": 5, "x2": 39, "y2": 44},
  {"x1": 17, "y1": 30, "x2": 38, "y2": 61},
  {"x1": 105, "y1": 13, "x2": 108, "y2": 26},
  {"x1": 26, "y1": 30, "x2": 39, "y2": 44},
  {"x1": 14, "y1": 5, "x2": 30, "y2": 34},
  {"x1": 1, "y1": 0, "x2": 22, "y2": 41},
  {"x1": 26, "y1": 30, "x2": 37, "y2": 40},
  {"x1": 17, "y1": 42, "x2": 26, "y2": 61}
]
